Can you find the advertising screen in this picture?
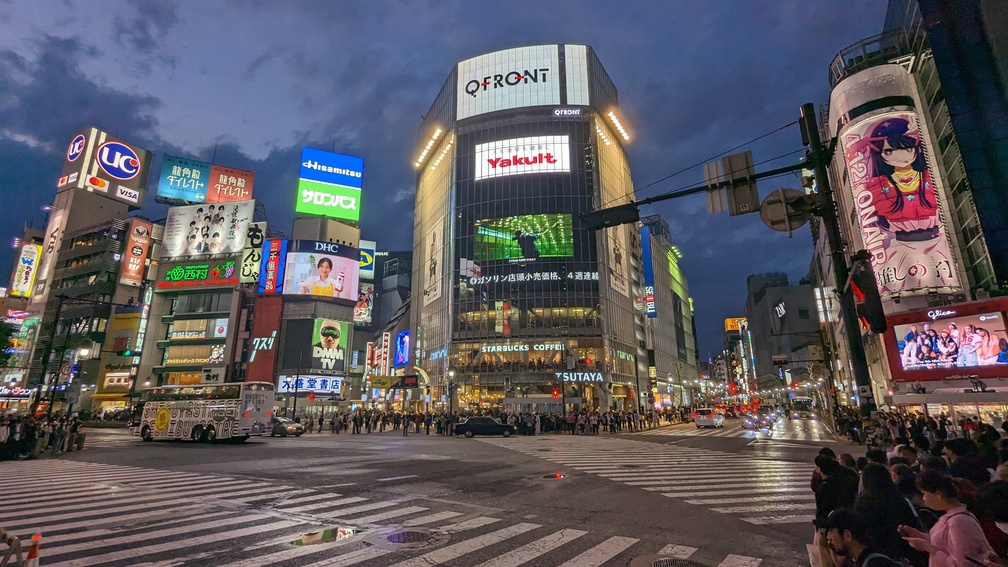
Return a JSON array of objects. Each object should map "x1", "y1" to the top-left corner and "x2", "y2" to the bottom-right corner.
[
  {"x1": 257, "y1": 239, "x2": 288, "y2": 294},
  {"x1": 58, "y1": 127, "x2": 152, "y2": 206},
  {"x1": 456, "y1": 45, "x2": 561, "y2": 120},
  {"x1": 640, "y1": 227, "x2": 656, "y2": 318},
  {"x1": 394, "y1": 330, "x2": 409, "y2": 367},
  {"x1": 119, "y1": 219, "x2": 153, "y2": 287},
  {"x1": 207, "y1": 164, "x2": 254, "y2": 203},
  {"x1": 894, "y1": 312, "x2": 1008, "y2": 371},
  {"x1": 161, "y1": 201, "x2": 255, "y2": 260},
  {"x1": 359, "y1": 239, "x2": 376, "y2": 281},
  {"x1": 422, "y1": 219, "x2": 444, "y2": 306},
  {"x1": 354, "y1": 282, "x2": 375, "y2": 326},
  {"x1": 282, "y1": 319, "x2": 350, "y2": 374},
  {"x1": 474, "y1": 135, "x2": 570, "y2": 180},
  {"x1": 10, "y1": 244, "x2": 41, "y2": 298},
  {"x1": 156, "y1": 155, "x2": 211, "y2": 202},
  {"x1": 278, "y1": 240, "x2": 360, "y2": 300},
  {"x1": 31, "y1": 208, "x2": 66, "y2": 301},
  {"x1": 840, "y1": 110, "x2": 959, "y2": 297},
  {"x1": 474, "y1": 213, "x2": 573, "y2": 262},
  {"x1": 295, "y1": 148, "x2": 364, "y2": 222}
]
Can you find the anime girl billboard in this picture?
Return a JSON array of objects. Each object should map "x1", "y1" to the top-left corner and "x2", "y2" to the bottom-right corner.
[{"x1": 840, "y1": 111, "x2": 959, "y2": 296}]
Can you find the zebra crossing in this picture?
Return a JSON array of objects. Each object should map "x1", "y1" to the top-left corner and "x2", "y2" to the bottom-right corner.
[
  {"x1": 481, "y1": 435, "x2": 818, "y2": 526},
  {"x1": 632, "y1": 422, "x2": 836, "y2": 442},
  {"x1": 0, "y1": 459, "x2": 765, "y2": 566}
]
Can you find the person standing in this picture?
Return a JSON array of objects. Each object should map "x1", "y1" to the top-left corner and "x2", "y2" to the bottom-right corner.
[
  {"x1": 900, "y1": 470, "x2": 998, "y2": 565},
  {"x1": 815, "y1": 455, "x2": 859, "y2": 523},
  {"x1": 817, "y1": 508, "x2": 906, "y2": 567}
]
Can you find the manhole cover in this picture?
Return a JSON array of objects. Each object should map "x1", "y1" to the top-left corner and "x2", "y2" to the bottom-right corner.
[{"x1": 363, "y1": 528, "x2": 449, "y2": 551}]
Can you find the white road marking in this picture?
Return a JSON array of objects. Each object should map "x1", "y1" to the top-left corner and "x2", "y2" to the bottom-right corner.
[{"x1": 556, "y1": 535, "x2": 639, "y2": 567}]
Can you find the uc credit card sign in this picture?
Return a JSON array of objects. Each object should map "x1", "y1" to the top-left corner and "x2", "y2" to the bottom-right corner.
[{"x1": 296, "y1": 148, "x2": 364, "y2": 222}]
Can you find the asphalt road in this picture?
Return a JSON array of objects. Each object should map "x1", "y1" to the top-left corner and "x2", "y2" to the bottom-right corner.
[{"x1": 1, "y1": 416, "x2": 862, "y2": 566}]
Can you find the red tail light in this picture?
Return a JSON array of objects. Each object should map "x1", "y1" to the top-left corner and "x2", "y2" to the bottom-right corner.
[
  {"x1": 691, "y1": 413, "x2": 698, "y2": 418},
  {"x1": 242, "y1": 412, "x2": 250, "y2": 418},
  {"x1": 266, "y1": 412, "x2": 273, "y2": 417}
]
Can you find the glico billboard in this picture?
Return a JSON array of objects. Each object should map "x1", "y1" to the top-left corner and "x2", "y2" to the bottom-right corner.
[
  {"x1": 295, "y1": 148, "x2": 364, "y2": 222},
  {"x1": 883, "y1": 297, "x2": 1008, "y2": 382},
  {"x1": 58, "y1": 127, "x2": 152, "y2": 206}
]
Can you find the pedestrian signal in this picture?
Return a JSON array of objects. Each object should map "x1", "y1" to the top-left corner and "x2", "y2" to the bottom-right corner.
[{"x1": 552, "y1": 389, "x2": 558, "y2": 399}]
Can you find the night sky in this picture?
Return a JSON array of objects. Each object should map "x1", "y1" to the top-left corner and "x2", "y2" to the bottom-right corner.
[{"x1": 0, "y1": 1, "x2": 887, "y2": 359}]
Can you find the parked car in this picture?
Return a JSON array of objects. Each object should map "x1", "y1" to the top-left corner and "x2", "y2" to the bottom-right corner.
[
  {"x1": 453, "y1": 416, "x2": 515, "y2": 438},
  {"x1": 692, "y1": 408, "x2": 725, "y2": 429},
  {"x1": 270, "y1": 417, "x2": 305, "y2": 437}
]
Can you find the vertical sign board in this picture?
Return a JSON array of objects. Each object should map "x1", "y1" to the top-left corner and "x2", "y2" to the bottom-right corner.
[
  {"x1": 161, "y1": 201, "x2": 255, "y2": 260},
  {"x1": 422, "y1": 218, "x2": 444, "y2": 306},
  {"x1": 358, "y1": 239, "x2": 376, "y2": 281},
  {"x1": 10, "y1": 244, "x2": 42, "y2": 298},
  {"x1": 120, "y1": 219, "x2": 153, "y2": 287},
  {"x1": 380, "y1": 332, "x2": 391, "y2": 377},
  {"x1": 640, "y1": 226, "x2": 657, "y2": 318},
  {"x1": 32, "y1": 208, "x2": 67, "y2": 300},
  {"x1": 58, "y1": 127, "x2": 153, "y2": 206},
  {"x1": 257, "y1": 239, "x2": 288, "y2": 294},
  {"x1": 240, "y1": 222, "x2": 266, "y2": 284},
  {"x1": 247, "y1": 295, "x2": 283, "y2": 382},
  {"x1": 295, "y1": 148, "x2": 364, "y2": 222}
]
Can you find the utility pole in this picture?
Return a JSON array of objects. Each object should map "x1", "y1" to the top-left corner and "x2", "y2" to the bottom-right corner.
[
  {"x1": 29, "y1": 294, "x2": 64, "y2": 416},
  {"x1": 798, "y1": 103, "x2": 874, "y2": 416}
]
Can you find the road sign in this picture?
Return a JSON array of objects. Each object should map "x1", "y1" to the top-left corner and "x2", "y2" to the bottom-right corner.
[
  {"x1": 60, "y1": 363, "x2": 72, "y2": 377},
  {"x1": 759, "y1": 188, "x2": 809, "y2": 236}
]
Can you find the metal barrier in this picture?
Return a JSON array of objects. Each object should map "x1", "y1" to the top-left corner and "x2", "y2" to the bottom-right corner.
[{"x1": 0, "y1": 530, "x2": 41, "y2": 567}]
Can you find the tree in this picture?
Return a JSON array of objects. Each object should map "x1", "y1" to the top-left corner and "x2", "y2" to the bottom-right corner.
[{"x1": 0, "y1": 321, "x2": 14, "y2": 368}]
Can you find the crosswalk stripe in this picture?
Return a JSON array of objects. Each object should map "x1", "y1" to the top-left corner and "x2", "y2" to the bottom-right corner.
[
  {"x1": 307, "y1": 546, "x2": 392, "y2": 566},
  {"x1": 628, "y1": 480, "x2": 796, "y2": 490},
  {"x1": 438, "y1": 516, "x2": 501, "y2": 533},
  {"x1": 44, "y1": 519, "x2": 306, "y2": 567},
  {"x1": 717, "y1": 554, "x2": 763, "y2": 566},
  {"x1": 662, "y1": 486, "x2": 809, "y2": 498},
  {"x1": 403, "y1": 511, "x2": 463, "y2": 526},
  {"x1": 658, "y1": 544, "x2": 698, "y2": 558},
  {"x1": 0, "y1": 469, "x2": 208, "y2": 489},
  {"x1": 3, "y1": 495, "x2": 202, "y2": 530},
  {"x1": 712, "y1": 503, "x2": 812, "y2": 513},
  {"x1": 231, "y1": 487, "x2": 303, "y2": 503},
  {"x1": 741, "y1": 514, "x2": 815, "y2": 525},
  {"x1": 25, "y1": 510, "x2": 236, "y2": 547},
  {"x1": 351, "y1": 505, "x2": 429, "y2": 524},
  {"x1": 327, "y1": 500, "x2": 403, "y2": 518},
  {"x1": 474, "y1": 528, "x2": 588, "y2": 567},
  {"x1": 276, "y1": 496, "x2": 368, "y2": 514},
  {"x1": 387, "y1": 522, "x2": 542, "y2": 567},
  {"x1": 686, "y1": 494, "x2": 816, "y2": 505},
  {"x1": 267, "y1": 493, "x2": 331, "y2": 506},
  {"x1": 12, "y1": 504, "x2": 205, "y2": 537},
  {"x1": 556, "y1": 535, "x2": 639, "y2": 567},
  {"x1": 214, "y1": 532, "x2": 360, "y2": 567}
]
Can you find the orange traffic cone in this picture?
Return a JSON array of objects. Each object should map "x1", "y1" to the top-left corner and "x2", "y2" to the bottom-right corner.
[{"x1": 24, "y1": 533, "x2": 41, "y2": 567}]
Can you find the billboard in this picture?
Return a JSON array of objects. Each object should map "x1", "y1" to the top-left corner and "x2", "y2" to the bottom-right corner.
[
  {"x1": 156, "y1": 155, "x2": 211, "y2": 202},
  {"x1": 894, "y1": 312, "x2": 1008, "y2": 371},
  {"x1": 607, "y1": 223, "x2": 629, "y2": 297},
  {"x1": 475, "y1": 135, "x2": 571, "y2": 180},
  {"x1": 10, "y1": 244, "x2": 41, "y2": 298},
  {"x1": 474, "y1": 213, "x2": 573, "y2": 262},
  {"x1": 457, "y1": 45, "x2": 561, "y2": 120},
  {"x1": 422, "y1": 218, "x2": 444, "y2": 306},
  {"x1": 640, "y1": 227, "x2": 656, "y2": 318},
  {"x1": 58, "y1": 127, "x2": 152, "y2": 206},
  {"x1": 724, "y1": 317, "x2": 747, "y2": 332},
  {"x1": 280, "y1": 241, "x2": 360, "y2": 300},
  {"x1": 354, "y1": 282, "x2": 375, "y2": 326},
  {"x1": 240, "y1": 222, "x2": 266, "y2": 284},
  {"x1": 258, "y1": 239, "x2": 288, "y2": 294},
  {"x1": 359, "y1": 239, "x2": 376, "y2": 281},
  {"x1": 296, "y1": 148, "x2": 364, "y2": 222},
  {"x1": 208, "y1": 164, "x2": 255, "y2": 203},
  {"x1": 120, "y1": 219, "x2": 153, "y2": 287},
  {"x1": 161, "y1": 200, "x2": 255, "y2": 260},
  {"x1": 247, "y1": 295, "x2": 283, "y2": 382},
  {"x1": 840, "y1": 110, "x2": 959, "y2": 297},
  {"x1": 279, "y1": 319, "x2": 349, "y2": 374},
  {"x1": 157, "y1": 258, "x2": 239, "y2": 290},
  {"x1": 394, "y1": 330, "x2": 410, "y2": 367},
  {"x1": 32, "y1": 208, "x2": 67, "y2": 300}
]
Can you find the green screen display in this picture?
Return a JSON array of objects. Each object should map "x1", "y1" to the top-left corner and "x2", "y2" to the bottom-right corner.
[{"x1": 474, "y1": 213, "x2": 574, "y2": 262}]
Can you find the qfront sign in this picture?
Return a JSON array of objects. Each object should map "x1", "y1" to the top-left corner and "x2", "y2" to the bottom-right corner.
[
  {"x1": 58, "y1": 127, "x2": 152, "y2": 206},
  {"x1": 554, "y1": 371, "x2": 604, "y2": 383},
  {"x1": 474, "y1": 135, "x2": 570, "y2": 181},
  {"x1": 456, "y1": 45, "x2": 561, "y2": 121},
  {"x1": 296, "y1": 148, "x2": 364, "y2": 222}
]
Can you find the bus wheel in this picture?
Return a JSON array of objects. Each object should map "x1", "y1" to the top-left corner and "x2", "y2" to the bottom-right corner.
[
  {"x1": 191, "y1": 426, "x2": 204, "y2": 442},
  {"x1": 141, "y1": 426, "x2": 152, "y2": 442},
  {"x1": 203, "y1": 426, "x2": 217, "y2": 443}
]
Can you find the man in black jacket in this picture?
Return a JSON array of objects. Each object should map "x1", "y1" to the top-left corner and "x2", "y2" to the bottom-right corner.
[
  {"x1": 815, "y1": 455, "x2": 859, "y2": 522},
  {"x1": 817, "y1": 508, "x2": 907, "y2": 566}
]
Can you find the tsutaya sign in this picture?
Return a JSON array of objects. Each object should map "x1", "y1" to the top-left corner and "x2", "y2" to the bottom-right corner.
[
  {"x1": 482, "y1": 343, "x2": 565, "y2": 353},
  {"x1": 555, "y1": 371, "x2": 604, "y2": 382}
]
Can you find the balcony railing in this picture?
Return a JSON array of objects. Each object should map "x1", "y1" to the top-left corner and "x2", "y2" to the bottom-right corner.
[{"x1": 829, "y1": 30, "x2": 912, "y2": 88}]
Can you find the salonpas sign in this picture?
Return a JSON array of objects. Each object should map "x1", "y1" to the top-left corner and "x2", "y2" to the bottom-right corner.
[{"x1": 295, "y1": 147, "x2": 364, "y2": 222}]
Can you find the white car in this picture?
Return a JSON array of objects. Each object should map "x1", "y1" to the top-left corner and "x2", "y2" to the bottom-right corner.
[{"x1": 693, "y1": 408, "x2": 725, "y2": 429}]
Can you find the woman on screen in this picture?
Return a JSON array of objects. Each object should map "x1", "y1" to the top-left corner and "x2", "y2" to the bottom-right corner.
[
  {"x1": 958, "y1": 323, "x2": 980, "y2": 367},
  {"x1": 975, "y1": 327, "x2": 1003, "y2": 365},
  {"x1": 297, "y1": 257, "x2": 346, "y2": 298}
]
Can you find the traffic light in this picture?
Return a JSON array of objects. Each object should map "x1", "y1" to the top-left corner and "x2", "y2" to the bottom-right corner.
[
  {"x1": 850, "y1": 256, "x2": 887, "y2": 334},
  {"x1": 117, "y1": 349, "x2": 133, "y2": 356},
  {"x1": 552, "y1": 389, "x2": 559, "y2": 400},
  {"x1": 308, "y1": 392, "x2": 315, "y2": 401}
]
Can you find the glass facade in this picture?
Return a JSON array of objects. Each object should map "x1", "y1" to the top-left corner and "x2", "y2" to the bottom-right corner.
[{"x1": 412, "y1": 45, "x2": 643, "y2": 412}]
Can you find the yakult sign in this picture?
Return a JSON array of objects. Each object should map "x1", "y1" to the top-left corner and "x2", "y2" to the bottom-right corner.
[
  {"x1": 474, "y1": 136, "x2": 570, "y2": 181},
  {"x1": 457, "y1": 45, "x2": 561, "y2": 120}
]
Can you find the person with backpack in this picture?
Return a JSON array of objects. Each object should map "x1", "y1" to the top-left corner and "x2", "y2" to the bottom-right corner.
[{"x1": 817, "y1": 508, "x2": 908, "y2": 566}]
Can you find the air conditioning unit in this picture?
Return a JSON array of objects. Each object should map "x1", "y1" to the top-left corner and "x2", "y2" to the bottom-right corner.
[
  {"x1": 925, "y1": 293, "x2": 945, "y2": 307},
  {"x1": 975, "y1": 288, "x2": 991, "y2": 300},
  {"x1": 952, "y1": 292, "x2": 968, "y2": 304}
]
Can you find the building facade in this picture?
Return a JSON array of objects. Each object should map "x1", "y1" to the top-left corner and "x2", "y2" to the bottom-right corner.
[{"x1": 411, "y1": 45, "x2": 646, "y2": 413}]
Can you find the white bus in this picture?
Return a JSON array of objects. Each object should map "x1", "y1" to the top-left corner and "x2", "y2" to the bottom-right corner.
[{"x1": 138, "y1": 381, "x2": 274, "y2": 442}]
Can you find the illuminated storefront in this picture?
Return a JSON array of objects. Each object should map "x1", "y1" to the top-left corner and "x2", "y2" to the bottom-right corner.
[{"x1": 412, "y1": 45, "x2": 645, "y2": 412}]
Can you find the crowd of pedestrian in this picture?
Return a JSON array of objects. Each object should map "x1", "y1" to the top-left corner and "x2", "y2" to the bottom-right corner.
[
  {"x1": 834, "y1": 406, "x2": 1007, "y2": 447},
  {"x1": 811, "y1": 422, "x2": 1008, "y2": 566},
  {"x1": 0, "y1": 413, "x2": 84, "y2": 460}
]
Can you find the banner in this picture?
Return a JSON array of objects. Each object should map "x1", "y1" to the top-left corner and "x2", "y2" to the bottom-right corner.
[
  {"x1": 640, "y1": 227, "x2": 656, "y2": 318},
  {"x1": 10, "y1": 244, "x2": 41, "y2": 298},
  {"x1": 240, "y1": 221, "x2": 266, "y2": 284},
  {"x1": 161, "y1": 200, "x2": 255, "y2": 260},
  {"x1": 354, "y1": 282, "x2": 375, "y2": 326},
  {"x1": 120, "y1": 219, "x2": 153, "y2": 287},
  {"x1": 422, "y1": 218, "x2": 444, "y2": 306},
  {"x1": 32, "y1": 208, "x2": 67, "y2": 300},
  {"x1": 840, "y1": 110, "x2": 959, "y2": 296}
]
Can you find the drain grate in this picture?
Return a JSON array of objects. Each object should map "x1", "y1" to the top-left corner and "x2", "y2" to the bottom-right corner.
[
  {"x1": 363, "y1": 527, "x2": 449, "y2": 551},
  {"x1": 386, "y1": 531, "x2": 430, "y2": 545},
  {"x1": 651, "y1": 560, "x2": 707, "y2": 567}
]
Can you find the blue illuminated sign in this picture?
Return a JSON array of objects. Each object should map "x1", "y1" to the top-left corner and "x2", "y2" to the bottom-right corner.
[
  {"x1": 299, "y1": 148, "x2": 365, "y2": 190},
  {"x1": 641, "y1": 227, "x2": 657, "y2": 318},
  {"x1": 394, "y1": 331, "x2": 410, "y2": 367}
]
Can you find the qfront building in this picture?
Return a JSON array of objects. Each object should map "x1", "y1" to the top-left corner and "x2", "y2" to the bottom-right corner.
[{"x1": 411, "y1": 45, "x2": 650, "y2": 412}]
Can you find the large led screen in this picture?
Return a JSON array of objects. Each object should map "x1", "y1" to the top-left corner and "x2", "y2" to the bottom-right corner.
[
  {"x1": 474, "y1": 135, "x2": 570, "y2": 180},
  {"x1": 474, "y1": 214, "x2": 573, "y2": 262},
  {"x1": 894, "y1": 312, "x2": 1008, "y2": 371},
  {"x1": 456, "y1": 45, "x2": 561, "y2": 120},
  {"x1": 281, "y1": 241, "x2": 360, "y2": 300},
  {"x1": 840, "y1": 110, "x2": 959, "y2": 296},
  {"x1": 295, "y1": 148, "x2": 364, "y2": 222}
]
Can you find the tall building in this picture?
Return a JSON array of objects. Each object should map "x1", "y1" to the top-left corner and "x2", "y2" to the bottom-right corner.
[
  {"x1": 640, "y1": 215, "x2": 700, "y2": 406},
  {"x1": 411, "y1": 45, "x2": 646, "y2": 412},
  {"x1": 815, "y1": 0, "x2": 1008, "y2": 419},
  {"x1": 743, "y1": 273, "x2": 822, "y2": 391}
]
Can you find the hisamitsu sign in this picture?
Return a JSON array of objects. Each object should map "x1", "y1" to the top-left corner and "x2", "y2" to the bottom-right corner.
[{"x1": 296, "y1": 148, "x2": 364, "y2": 222}]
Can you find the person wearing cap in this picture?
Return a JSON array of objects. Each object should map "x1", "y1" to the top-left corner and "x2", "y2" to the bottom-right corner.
[{"x1": 818, "y1": 508, "x2": 905, "y2": 566}]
